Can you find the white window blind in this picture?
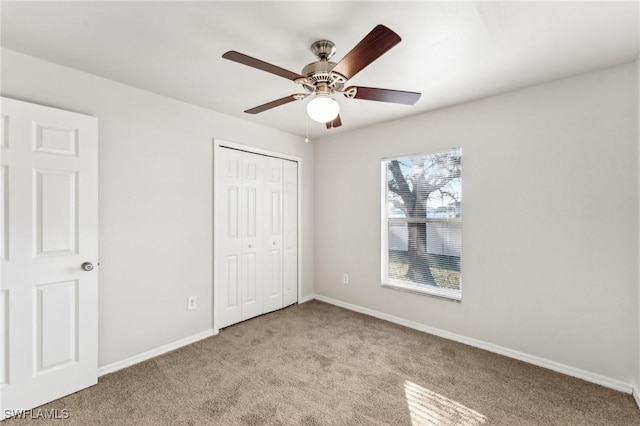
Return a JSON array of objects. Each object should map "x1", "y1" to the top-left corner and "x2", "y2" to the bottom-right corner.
[{"x1": 381, "y1": 148, "x2": 462, "y2": 300}]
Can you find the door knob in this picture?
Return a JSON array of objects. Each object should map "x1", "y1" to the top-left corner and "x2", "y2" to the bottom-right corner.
[{"x1": 81, "y1": 262, "x2": 94, "y2": 272}]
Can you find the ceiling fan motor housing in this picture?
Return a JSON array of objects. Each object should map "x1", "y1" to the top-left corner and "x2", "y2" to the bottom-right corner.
[
  {"x1": 299, "y1": 40, "x2": 346, "y2": 93},
  {"x1": 300, "y1": 60, "x2": 344, "y2": 92}
]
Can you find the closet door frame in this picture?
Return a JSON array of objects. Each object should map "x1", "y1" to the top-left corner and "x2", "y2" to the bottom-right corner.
[{"x1": 212, "y1": 139, "x2": 302, "y2": 333}]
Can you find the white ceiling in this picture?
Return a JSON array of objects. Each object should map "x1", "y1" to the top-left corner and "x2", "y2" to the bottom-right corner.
[{"x1": 1, "y1": 1, "x2": 639, "y2": 139}]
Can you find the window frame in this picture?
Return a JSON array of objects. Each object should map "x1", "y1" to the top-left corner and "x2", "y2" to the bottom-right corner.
[{"x1": 380, "y1": 150, "x2": 462, "y2": 302}]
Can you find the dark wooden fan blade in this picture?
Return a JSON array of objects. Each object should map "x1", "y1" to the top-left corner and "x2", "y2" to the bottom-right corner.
[
  {"x1": 344, "y1": 86, "x2": 421, "y2": 105},
  {"x1": 245, "y1": 95, "x2": 300, "y2": 114},
  {"x1": 330, "y1": 25, "x2": 401, "y2": 80},
  {"x1": 325, "y1": 114, "x2": 342, "y2": 129},
  {"x1": 223, "y1": 51, "x2": 304, "y2": 81}
]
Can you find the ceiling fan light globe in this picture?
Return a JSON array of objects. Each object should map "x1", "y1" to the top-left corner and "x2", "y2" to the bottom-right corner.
[{"x1": 307, "y1": 97, "x2": 339, "y2": 123}]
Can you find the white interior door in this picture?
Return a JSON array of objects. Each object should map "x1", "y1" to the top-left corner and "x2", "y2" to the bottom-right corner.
[{"x1": 0, "y1": 97, "x2": 98, "y2": 417}]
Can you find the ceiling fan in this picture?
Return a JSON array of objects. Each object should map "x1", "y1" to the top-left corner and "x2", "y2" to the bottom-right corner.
[{"x1": 222, "y1": 25, "x2": 421, "y2": 129}]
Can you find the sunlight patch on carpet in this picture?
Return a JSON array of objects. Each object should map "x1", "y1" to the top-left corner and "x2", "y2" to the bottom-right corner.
[{"x1": 404, "y1": 380, "x2": 486, "y2": 426}]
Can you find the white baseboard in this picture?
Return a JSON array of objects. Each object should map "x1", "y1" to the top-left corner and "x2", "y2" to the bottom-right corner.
[
  {"x1": 313, "y1": 294, "x2": 633, "y2": 394},
  {"x1": 633, "y1": 386, "x2": 640, "y2": 409},
  {"x1": 98, "y1": 329, "x2": 215, "y2": 377},
  {"x1": 299, "y1": 294, "x2": 315, "y2": 303}
]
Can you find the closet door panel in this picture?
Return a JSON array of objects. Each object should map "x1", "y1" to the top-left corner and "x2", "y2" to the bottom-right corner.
[
  {"x1": 216, "y1": 148, "x2": 242, "y2": 328},
  {"x1": 263, "y1": 158, "x2": 284, "y2": 314},
  {"x1": 283, "y1": 160, "x2": 298, "y2": 307},
  {"x1": 240, "y1": 152, "x2": 264, "y2": 321}
]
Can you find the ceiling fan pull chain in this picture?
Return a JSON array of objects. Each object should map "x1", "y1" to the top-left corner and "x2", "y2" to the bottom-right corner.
[{"x1": 305, "y1": 113, "x2": 310, "y2": 143}]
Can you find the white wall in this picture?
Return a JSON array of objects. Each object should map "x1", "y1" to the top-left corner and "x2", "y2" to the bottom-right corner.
[
  {"x1": 314, "y1": 62, "x2": 638, "y2": 386},
  {"x1": 0, "y1": 48, "x2": 314, "y2": 368}
]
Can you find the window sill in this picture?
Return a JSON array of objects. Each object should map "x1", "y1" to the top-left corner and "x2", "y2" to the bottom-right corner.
[{"x1": 382, "y1": 280, "x2": 462, "y2": 302}]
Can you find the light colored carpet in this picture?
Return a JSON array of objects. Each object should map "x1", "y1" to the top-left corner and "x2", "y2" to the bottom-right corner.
[{"x1": 5, "y1": 300, "x2": 640, "y2": 425}]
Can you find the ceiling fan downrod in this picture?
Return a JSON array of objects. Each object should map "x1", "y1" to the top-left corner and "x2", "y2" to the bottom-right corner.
[{"x1": 310, "y1": 40, "x2": 336, "y2": 61}]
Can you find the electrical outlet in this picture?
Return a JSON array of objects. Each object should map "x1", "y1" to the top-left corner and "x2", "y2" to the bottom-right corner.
[
  {"x1": 187, "y1": 296, "x2": 197, "y2": 310},
  {"x1": 343, "y1": 274, "x2": 349, "y2": 284}
]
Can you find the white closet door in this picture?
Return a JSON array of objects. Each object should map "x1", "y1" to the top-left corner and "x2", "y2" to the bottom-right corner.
[
  {"x1": 215, "y1": 144, "x2": 298, "y2": 329},
  {"x1": 263, "y1": 157, "x2": 283, "y2": 314},
  {"x1": 215, "y1": 148, "x2": 242, "y2": 328},
  {"x1": 282, "y1": 160, "x2": 298, "y2": 307},
  {"x1": 240, "y1": 152, "x2": 264, "y2": 321}
]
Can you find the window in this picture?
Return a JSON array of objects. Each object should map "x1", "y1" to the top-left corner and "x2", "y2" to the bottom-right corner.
[{"x1": 381, "y1": 148, "x2": 462, "y2": 300}]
